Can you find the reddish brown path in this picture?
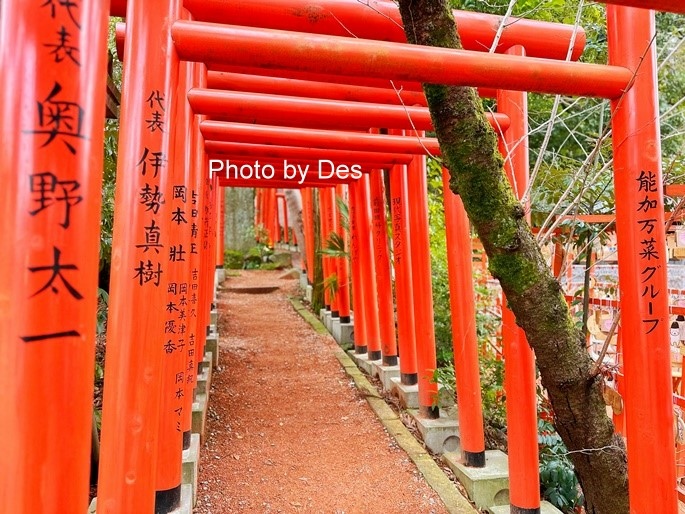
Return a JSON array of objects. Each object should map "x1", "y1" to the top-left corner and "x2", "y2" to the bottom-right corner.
[{"x1": 194, "y1": 270, "x2": 449, "y2": 514}]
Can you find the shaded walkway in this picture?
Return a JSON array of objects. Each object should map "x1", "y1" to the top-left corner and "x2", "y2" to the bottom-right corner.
[{"x1": 194, "y1": 270, "x2": 450, "y2": 513}]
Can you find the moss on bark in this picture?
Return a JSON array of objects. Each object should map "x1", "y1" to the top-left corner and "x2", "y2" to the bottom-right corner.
[{"x1": 396, "y1": 1, "x2": 629, "y2": 512}]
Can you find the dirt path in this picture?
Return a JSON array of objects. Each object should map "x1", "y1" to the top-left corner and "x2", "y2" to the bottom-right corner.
[{"x1": 194, "y1": 270, "x2": 449, "y2": 514}]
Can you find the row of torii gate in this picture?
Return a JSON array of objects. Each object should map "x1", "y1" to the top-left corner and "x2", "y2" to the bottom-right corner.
[{"x1": 1, "y1": 0, "x2": 684, "y2": 513}]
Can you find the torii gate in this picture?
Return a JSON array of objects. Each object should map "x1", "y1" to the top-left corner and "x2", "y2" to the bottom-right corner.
[{"x1": 0, "y1": 0, "x2": 682, "y2": 513}]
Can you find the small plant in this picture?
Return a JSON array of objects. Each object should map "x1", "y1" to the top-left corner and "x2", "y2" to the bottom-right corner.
[
  {"x1": 319, "y1": 231, "x2": 348, "y2": 259},
  {"x1": 538, "y1": 416, "x2": 584, "y2": 512},
  {"x1": 322, "y1": 272, "x2": 339, "y2": 298},
  {"x1": 431, "y1": 365, "x2": 455, "y2": 408}
]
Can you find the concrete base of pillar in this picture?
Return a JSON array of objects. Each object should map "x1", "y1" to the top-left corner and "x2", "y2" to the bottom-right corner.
[
  {"x1": 389, "y1": 377, "x2": 454, "y2": 411},
  {"x1": 197, "y1": 355, "x2": 213, "y2": 395},
  {"x1": 390, "y1": 377, "x2": 420, "y2": 409},
  {"x1": 488, "y1": 502, "x2": 562, "y2": 514},
  {"x1": 205, "y1": 332, "x2": 219, "y2": 368},
  {"x1": 192, "y1": 392, "x2": 208, "y2": 443},
  {"x1": 182, "y1": 433, "x2": 201, "y2": 507},
  {"x1": 200, "y1": 350, "x2": 213, "y2": 373},
  {"x1": 179, "y1": 483, "x2": 193, "y2": 513},
  {"x1": 327, "y1": 315, "x2": 340, "y2": 333},
  {"x1": 88, "y1": 488, "x2": 192, "y2": 514},
  {"x1": 320, "y1": 310, "x2": 332, "y2": 331},
  {"x1": 215, "y1": 268, "x2": 226, "y2": 284},
  {"x1": 299, "y1": 271, "x2": 308, "y2": 290},
  {"x1": 305, "y1": 284, "x2": 313, "y2": 302},
  {"x1": 331, "y1": 320, "x2": 354, "y2": 347},
  {"x1": 409, "y1": 409, "x2": 460, "y2": 454},
  {"x1": 373, "y1": 361, "x2": 400, "y2": 391},
  {"x1": 347, "y1": 350, "x2": 381, "y2": 376},
  {"x1": 443, "y1": 450, "x2": 510, "y2": 510},
  {"x1": 209, "y1": 308, "x2": 218, "y2": 327}
]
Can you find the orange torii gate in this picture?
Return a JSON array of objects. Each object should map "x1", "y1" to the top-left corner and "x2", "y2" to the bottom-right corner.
[{"x1": 1, "y1": 1, "x2": 681, "y2": 513}]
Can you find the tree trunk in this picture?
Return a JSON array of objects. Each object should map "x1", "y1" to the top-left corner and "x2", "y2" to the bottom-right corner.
[
  {"x1": 283, "y1": 189, "x2": 305, "y2": 268},
  {"x1": 395, "y1": 2, "x2": 628, "y2": 512}
]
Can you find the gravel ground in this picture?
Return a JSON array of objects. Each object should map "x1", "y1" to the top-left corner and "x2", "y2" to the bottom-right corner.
[{"x1": 194, "y1": 270, "x2": 450, "y2": 514}]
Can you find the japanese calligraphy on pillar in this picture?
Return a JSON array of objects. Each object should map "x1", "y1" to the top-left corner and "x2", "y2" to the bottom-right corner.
[
  {"x1": 372, "y1": 183, "x2": 385, "y2": 263},
  {"x1": 164, "y1": 183, "x2": 191, "y2": 431},
  {"x1": 20, "y1": 0, "x2": 86, "y2": 345},
  {"x1": 391, "y1": 194, "x2": 404, "y2": 266},
  {"x1": 134, "y1": 91, "x2": 167, "y2": 288},
  {"x1": 636, "y1": 170, "x2": 662, "y2": 334},
  {"x1": 186, "y1": 188, "x2": 201, "y2": 382}
]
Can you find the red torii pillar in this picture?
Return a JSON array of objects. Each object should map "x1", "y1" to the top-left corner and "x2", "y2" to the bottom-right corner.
[
  {"x1": 319, "y1": 187, "x2": 334, "y2": 311},
  {"x1": 323, "y1": 186, "x2": 342, "y2": 318},
  {"x1": 369, "y1": 168, "x2": 399, "y2": 365},
  {"x1": 154, "y1": 47, "x2": 191, "y2": 512},
  {"x1": 0, "y1": 1, "x2": 109, "y2": 512},
  {"x1": 98, "y1": 0, "x2": 183, "y2": 511},
  {"x1": 442, "y1": 169, "x2": 486, "y2": 467},
  {"x1": 183, "y1": 62, "x2": 209, "y2": 433},
  {"x1": 216, "y1": 185, "x2": 225, "y2": 267},
  {"x1": 335, "y1": 184, "x2": 352, "y2": 323},
  {"x1": 388, "y1": 136, "x2": 419, "y2": 386},
  {"x1": 407, "y1": 150, "x2": 439, "y2": 417},
  {"x1": 300, "y1": 188, "x2": 311, "y2": 281},
  {"x1": 266, "y1": 188, "x2": 277, "y2": 247},
  {"x1": 349, "y1": 181, "x2": 369, "y2": 355},
  {"x1": 303, "y1": 188, "x2": 317, "y2": 286},
  {"x1": 497, "y1": 45, "x2": 541, "y2": 513},
  {"x1": 354, "y1": 174, "x2": 383, "y2": 361},
  {"x1": 181, "y1": 61, "x2": 202, "y2": 452},
  {"x1": 608, "y1": 6, "x2": 677, "y2": 512}
]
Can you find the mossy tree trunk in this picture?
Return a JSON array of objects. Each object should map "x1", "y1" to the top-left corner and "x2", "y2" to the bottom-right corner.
[{"x1": 396, "y1": 2, "x2": 628, "y2": 512}]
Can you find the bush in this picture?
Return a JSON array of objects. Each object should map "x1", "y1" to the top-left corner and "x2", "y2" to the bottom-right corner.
[
  {"x1": 243, "y1": 247, "x2": 263, "y2": 269},
  {"x1": 224, "y1": 249, "x2": 243, "y2": 270}
]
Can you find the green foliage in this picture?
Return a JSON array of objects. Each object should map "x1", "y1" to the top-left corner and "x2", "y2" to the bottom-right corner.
[
  {"x1": 100, "y1": 119, "x2": 118, "y2": 272},
  {"x1": 425, "y1": 159, "x2": 453, "y2": 366},
  {"x1": 94, "y1": 288, "x2": 108, "y2": 387},
  {"x1": 480, "y1": 356, "x2": 507, "y2": 429},
  {"x1": 320, "y1": 231, "x2": 349, "y2": 259},
  {"x1": 224, "y1": 249, "x2": 244, "y2": 270},
  {"x1": 243, "y1": 246, "x2": 266, "y2": 269},
  {"x1": 335, "y1": 194, "x2": 350, "y2": 233},
  {"x1": 317, "y1": 192, "x2": 349, "y2": 302},
  {"x1": 323, "y1": 272, "x2": 339, "y2": 298},
  {"x1": 538, "y1": 417, "x2": 584, "y2": 512},
  {"x1": 96, "y1": 288, "x2": 109, "y2": 337}
]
